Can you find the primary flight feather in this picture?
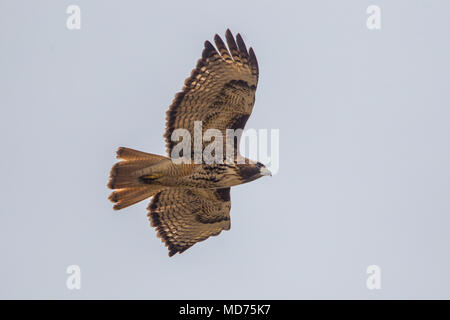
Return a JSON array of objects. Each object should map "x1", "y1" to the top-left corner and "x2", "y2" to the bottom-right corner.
[{"x1": 107, "y1": 29, "x2": 270, "y2": 257}]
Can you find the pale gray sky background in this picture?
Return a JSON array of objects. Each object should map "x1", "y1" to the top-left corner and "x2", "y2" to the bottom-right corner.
[{"x1": 1, "y1": 0, "x2": 449, "y2": 299}]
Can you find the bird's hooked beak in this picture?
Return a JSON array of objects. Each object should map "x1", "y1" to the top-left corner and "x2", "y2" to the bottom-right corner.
[{"x1": 259, "y1": 167, "x2": 272, "y2": 177}]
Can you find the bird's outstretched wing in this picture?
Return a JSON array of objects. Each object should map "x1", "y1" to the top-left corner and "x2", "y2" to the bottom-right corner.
[
  {"x1": 164, "y1": 29, "x2": 259, "y2": 160},
  {"x1": 148, "y1": 188, "x2": 231, "y2": 256}
]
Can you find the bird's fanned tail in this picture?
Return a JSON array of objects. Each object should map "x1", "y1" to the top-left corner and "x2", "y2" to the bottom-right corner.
[{"x1": 108, "y1": 147, "x2": 168, "y2": 210}]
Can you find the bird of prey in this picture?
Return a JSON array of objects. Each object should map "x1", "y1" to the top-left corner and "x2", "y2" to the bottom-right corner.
[{"x1": 107, "y1": 29, "x2": 271, "y2": 256}]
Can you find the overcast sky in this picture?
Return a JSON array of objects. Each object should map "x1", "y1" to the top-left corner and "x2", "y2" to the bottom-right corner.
[{"x1": 1, "y1": 0, "x2": 449, "y2": 299}]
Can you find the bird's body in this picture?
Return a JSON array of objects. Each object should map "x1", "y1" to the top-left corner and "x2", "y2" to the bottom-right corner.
[
  {"x1": 108, "y1": 30, "x2": 270, "y2": 256},
  {"x1": 141, "y1": 161, "x2": 264, "y2": 189}
]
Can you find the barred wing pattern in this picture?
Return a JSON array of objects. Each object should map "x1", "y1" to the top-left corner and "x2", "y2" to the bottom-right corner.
[
  {"x1": 148, "y1": 188, "x2": 231, "y2": 256},
  {"x1": 164, "y1": 29, "x2": 259, "y2": 160}
]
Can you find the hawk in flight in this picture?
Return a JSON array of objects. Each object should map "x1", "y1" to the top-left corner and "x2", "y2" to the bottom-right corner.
[{"x1": 108, "y1": 30, "x2": 271, "y2": 256}]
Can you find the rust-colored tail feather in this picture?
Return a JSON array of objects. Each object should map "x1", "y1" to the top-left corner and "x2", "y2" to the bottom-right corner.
[
  {"x1": 108, "y1": 147, "x2": 167, "y2": 210},
  {"x1": 109, "y1": 186, "x2": 163, "y2": 210},
  {"x1": 116, "y1": 147, "x2": 166, "y2": 161}
]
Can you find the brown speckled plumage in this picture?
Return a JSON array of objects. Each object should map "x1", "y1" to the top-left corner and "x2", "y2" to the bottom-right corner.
[{"x1": 107, "y1": 30, "x2": 269, "y2": 257}]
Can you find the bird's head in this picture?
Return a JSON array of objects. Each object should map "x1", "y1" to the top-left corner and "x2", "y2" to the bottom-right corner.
[
  {"x1": 256, "y1": 161, "x2": 272, "y2": 177},
  {"x1": 237, "y1": 161, "x2": 272, "y2": 183}
]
